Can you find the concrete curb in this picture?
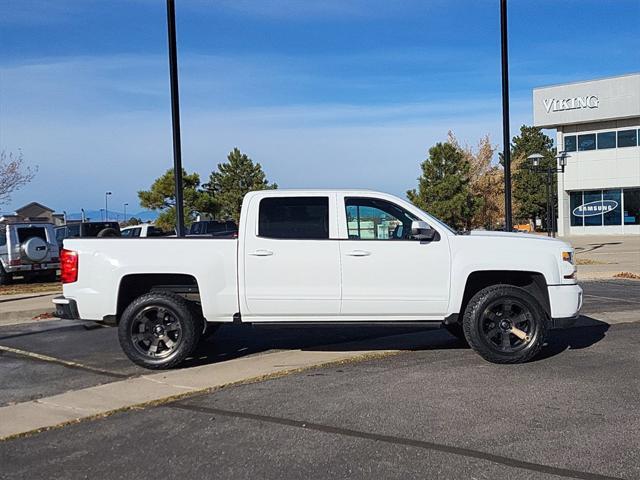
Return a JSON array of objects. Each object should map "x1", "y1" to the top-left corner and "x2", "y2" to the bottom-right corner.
[{"x1": 0, "y1": 331, "x2": 431, "y2": 441}]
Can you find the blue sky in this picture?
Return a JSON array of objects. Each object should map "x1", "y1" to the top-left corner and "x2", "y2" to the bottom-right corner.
[{"x1": 1, "y1": 0, "x2": 639, "y2": 215}]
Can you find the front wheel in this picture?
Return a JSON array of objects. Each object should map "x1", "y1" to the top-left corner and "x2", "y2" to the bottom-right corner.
[
  {"x1": 463, "y1": 285, "x2": 547, "y2": 364},
  {"x1": 118, "y1": 292, "x2": 201, "y2": 369}
]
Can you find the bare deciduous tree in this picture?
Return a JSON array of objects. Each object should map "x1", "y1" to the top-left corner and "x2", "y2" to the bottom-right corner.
[
  {"x1": 447, "y1": 132, "x2": 504, "y2": 230},
  {"x1": 0, "y1": 150, "x2": 37, "y2": 207}
]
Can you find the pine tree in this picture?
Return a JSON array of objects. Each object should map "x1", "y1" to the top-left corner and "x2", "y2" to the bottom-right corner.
[
  {"x1": 511, "y1": 126, "x2": 556, "y2": 228},
  {"x1": 204, "y1": 148, "x2": 277, "y2": 222},
  {"x1": 138, "y1": 168, "x2": 218, "y2": 231},
  {"x1": 407, "y1": 141, "x2": 478, "y2": 231}
]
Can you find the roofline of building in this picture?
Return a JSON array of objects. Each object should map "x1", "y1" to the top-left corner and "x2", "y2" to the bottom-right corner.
[{"x1": 533, "y1": 72, "x2": 640, "y2": 91}]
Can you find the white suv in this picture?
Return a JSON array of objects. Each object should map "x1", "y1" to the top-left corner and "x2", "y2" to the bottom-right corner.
[{"x1": 0, "y1": 222, "x2": 60, "y2": 284}]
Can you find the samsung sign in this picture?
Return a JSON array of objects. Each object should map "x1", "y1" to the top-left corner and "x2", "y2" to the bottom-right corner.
[
  {"x1": 543, "y1": 95, "x2": 599, "y2": 114},
  {"x1": 572, "y1": 200, "x2": 618, "y2": 217}
]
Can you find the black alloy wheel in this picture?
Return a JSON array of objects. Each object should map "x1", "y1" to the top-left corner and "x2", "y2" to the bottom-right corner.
[
  {"x1": 118, "y1": 292, "x2": 201, "y2": 369},
  {"x1": 463, "y1": 285, "x2": 547, "y2": 364}
]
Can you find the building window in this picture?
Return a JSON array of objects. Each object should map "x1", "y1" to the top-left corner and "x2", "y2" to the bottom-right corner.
[
  {"x1": 578, "y1": 134, "x2": 596, "y2": 151},
  {"x1": 618, "y1": 129, "x2": 638, "y2": 148},
  {"x1": 570, "y1": 191, "x2": 583, "y2": 226},
  {"x1": 624, "y1": 188, "x2": 640, "y2": 225},
  {"x1": 597, "y1": 131, "x2": 616, "y2": 149},
  {"x1": 583, "y1": 190, "x2": 603, "y2": 226},
  {"x1": 603, "y1": 189, "x2": 622, "y2": 226},
  {"x1": 570, "y1": 189, "x2": 627, "y2": 227},
  {"x1": 258, "y1": 197, "x2": 329, "y2": 239},
  {"x1": 564, "y1": 135, "x2": 576, "y2": 152}
]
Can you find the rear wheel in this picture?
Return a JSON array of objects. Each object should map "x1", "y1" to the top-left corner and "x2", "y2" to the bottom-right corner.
[
  {"x1": 118, "y1": 292, "x2": 201, "y2": 369},
  {"x1": 463, "y1": 285, "x2": 547, "y2": 364}
]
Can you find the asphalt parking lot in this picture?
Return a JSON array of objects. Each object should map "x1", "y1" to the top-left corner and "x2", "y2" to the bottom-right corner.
[{"x1": 1, "y1": 279, "x2": 639, "y2": 479}]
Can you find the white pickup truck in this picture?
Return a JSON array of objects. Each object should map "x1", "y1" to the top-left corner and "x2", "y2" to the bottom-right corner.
[{"x1": 54, "y1": 190, "x2": 582, "y2": 369}]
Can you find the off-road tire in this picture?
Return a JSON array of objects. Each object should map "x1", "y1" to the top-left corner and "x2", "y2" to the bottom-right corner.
[
  {"x1": 118, "y1": 292, "x2": 201, "y2": 369},
  {"x1": 97, "y1": 228, "x2": 120, "y2": 238},
  {"x1": 463, "y1": 284, "x2": 547, "y2": 364},
  {"x1": 443, "y1": 323, "x2": 468, "y2": 345}
]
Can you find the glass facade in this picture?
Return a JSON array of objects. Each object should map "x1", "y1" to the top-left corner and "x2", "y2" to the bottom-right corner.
[
  {"x1": 624, "y1": 189, "x2": 640, "y2": 225},
  {"x1": 564, "y1": 129, "x2": 640, "y2": 152},
  {"x1": 578, "y1": 134, "x2": 596, "y2": 151},
  {"x1": 618, "y1": 129, "x2": 638, "y2": 148},
  {"x1": 597, "y1": 131, "x2": 616, "y2": 149},
  {"x1": 570, "y1": 188, "x2": 639, "y2": 227}
]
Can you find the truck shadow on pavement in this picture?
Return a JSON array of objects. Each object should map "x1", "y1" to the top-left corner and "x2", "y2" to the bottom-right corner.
[
  {"x1": 533, "y1": 316, "x2": 609, "y2": 362},
  {"x1": 184, "y1": 317, "x2": 609, "y2": 367}
]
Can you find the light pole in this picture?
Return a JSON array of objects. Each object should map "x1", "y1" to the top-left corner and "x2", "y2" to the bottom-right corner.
[
  {"x1": 105, "y1": 191, "x2": 112, "y2": 222},
  {"x1": 166, "y1": 0, "x2": 185, "y2": 237},
  {"x1": 528, "y1": 152, "x2": 570, "y2": 237},
  {"x1": 123, "y1": 203, "x2": 128, "y2": 224},
  {"x1": 100, "y1": 208, "x2": 105, "y2": 221},
  {"x1": 500, "y1": 0, "x2": 513, "y2": 232}
]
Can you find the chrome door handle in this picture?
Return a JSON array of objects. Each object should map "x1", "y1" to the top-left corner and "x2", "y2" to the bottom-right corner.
[
  {"x1": 248, "y1": 249, "x2": 273, "y2": 256},
  {"x1": 346, "y1": 250, "x2": 371, "y2": 257}
]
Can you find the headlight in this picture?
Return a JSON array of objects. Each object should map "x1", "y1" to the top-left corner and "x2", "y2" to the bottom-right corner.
[{"x1": 562, "y1": 251, "x2": 574, "y2": 264}]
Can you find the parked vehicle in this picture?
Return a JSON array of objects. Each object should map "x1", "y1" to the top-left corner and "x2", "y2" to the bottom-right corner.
[
  {"x1": 54, "y1": 190, "x2": 582, "y2": 369},
  {"x1": 188, "y1": 220, "x2": 238, "y2": 237},
  {"x1": 55, "y1": 222, "x2": 120, "y2": 249},
  {"x1": 121, "y1": 224, "x2": 167, "y2": 238},
  {"x1": 1, "y1": 221, "x2": 60, "y2": 284}
]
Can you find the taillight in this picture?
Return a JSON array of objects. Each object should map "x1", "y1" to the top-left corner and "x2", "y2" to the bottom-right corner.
[{"x1": 60, "y1": 249, "x2": 78, "y2": 284}]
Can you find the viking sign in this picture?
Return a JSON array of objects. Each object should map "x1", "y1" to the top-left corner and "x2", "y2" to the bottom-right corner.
[
  {"x1": 572, "y1": 200, "x2": 618, "y2": 217},
  {"x1": 544, "y1": 95, "x2": 599, "y2": 114}
]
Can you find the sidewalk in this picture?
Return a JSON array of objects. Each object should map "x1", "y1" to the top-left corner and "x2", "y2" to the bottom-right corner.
[
  {"x1": 560, "y1": 234, "x2": 640, "y2": 280},
  {"x1": 0, "y1": 292, "x2": 58, "y2": 326}
]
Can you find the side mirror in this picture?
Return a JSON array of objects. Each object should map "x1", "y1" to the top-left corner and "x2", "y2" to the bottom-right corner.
[{"x1": 411, "y1": 220, "x2": 436, "y2": 241}]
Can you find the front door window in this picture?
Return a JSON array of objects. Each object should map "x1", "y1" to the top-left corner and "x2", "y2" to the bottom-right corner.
[{"x1": 345, "y1": 197, "x2": 417, "y2": 240}]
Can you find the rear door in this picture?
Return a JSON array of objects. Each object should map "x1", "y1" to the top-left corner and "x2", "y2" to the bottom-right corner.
[{"x1": 241, "y1": 194, "x2": 341, "y2": 319}]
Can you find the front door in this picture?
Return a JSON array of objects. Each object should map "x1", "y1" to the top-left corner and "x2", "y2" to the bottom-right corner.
[
  {"x1": 242, "y1": 195, "x2": 341, "y2": 319},
  {"x1": 339, "y1": 196, "x2": 450, "y2": 318}
]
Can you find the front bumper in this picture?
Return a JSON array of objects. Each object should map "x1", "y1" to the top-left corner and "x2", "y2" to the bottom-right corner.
[
  {"x1": 548, "y1": 284, "x2": 583, "y2": 329},
  {"x1": 53, "y1": 296, "x2": 80, "y2": 320}
]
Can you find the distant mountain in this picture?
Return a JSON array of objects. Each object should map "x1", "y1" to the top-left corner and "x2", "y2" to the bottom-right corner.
[{"x1": 65, "y1": 209, "x2": 158, "y2": 223}]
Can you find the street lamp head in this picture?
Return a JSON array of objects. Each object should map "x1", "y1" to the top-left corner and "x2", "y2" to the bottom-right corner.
[
  {"x1": 556, "y1": 150, "x2": 570, "y2": 168},
  {"x1": 527, "y1": 153, "x2": 544, "y2": 167},
  {"x1": 106, "y1": 191, "x2": 112, "y2": 196}
]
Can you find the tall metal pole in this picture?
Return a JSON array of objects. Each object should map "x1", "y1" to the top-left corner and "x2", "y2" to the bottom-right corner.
[
  {"x1": 166, "y1": 0, "x2": 185, "y2": 237},
  {"x1": 500, "y1": 0, "x2": 513, "y2": 232},
  {"x1": 546, "y1": 168, "x2": 552, "y2": 237}
]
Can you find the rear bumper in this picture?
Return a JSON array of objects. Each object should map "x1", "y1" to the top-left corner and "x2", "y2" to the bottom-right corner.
[
  {"x1": 4, "y1": 262, "x2": 60, "y2": 274},
  {"x1": 53, "y1": 295, "x2": 80, "y2": 320},
  {"x1": 548, "y1": 284, "x2": 583, "y2": 329}
]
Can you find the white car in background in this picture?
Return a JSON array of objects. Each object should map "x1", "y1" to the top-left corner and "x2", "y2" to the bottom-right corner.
[{"x1": 120, "y1": 224, "x2": 166, "y2": 238}]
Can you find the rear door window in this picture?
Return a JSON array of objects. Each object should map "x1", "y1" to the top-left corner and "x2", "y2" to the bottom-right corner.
[{"x1": 258, "y1": 197, "x2": 329, "y2": 239}]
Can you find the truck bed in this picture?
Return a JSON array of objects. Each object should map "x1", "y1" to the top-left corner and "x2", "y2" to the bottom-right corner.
[{"x1": 62, "y1": 238, "x2": 238, "y2": 322}]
